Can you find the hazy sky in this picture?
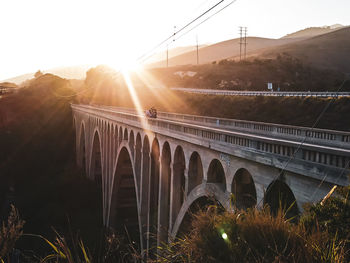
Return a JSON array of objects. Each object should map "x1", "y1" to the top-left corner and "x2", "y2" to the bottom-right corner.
[{"x1": 1, "y1": 0, "x2": 349, "y2": 81}]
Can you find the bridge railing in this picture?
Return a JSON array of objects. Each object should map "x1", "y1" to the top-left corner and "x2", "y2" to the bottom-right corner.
[
  {"x1": 90, "y1": 104, "x2": 350, "y2": 150},
  {"x1": 171, "y1": 87, "x2": 350, "y2": 98},
  {"x1": 73, "y1": 104, "x2": 350, "y2": 179}
]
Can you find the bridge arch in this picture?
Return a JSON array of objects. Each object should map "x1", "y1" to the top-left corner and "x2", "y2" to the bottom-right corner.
[
  {"x1": 90, "y1": 129, "x2": 103, "y2": 187},
  {"x1": 171, "y1": 183, "x2": 228, "y2": 238},
  {"x1": 188, "y1": 151, "x2": 203, "y2": 194},
  {"x1": 207, "y1": 159, "x2": 226, "y2": 191},
  {"x1": 109, "y1": 146, "x2": 141, "y2": 249},
  {"x1": 231, "y1": 168, "x2": 257, "y2": 210},
  {"x1": 264, "y1": 179, "x2": 299, "y2": 218},
  {"x1": 159, "y1": 141, "x2": 172, "y2": 243},
  {"x1": 171, "y1": 146, "x2": 186, "y2": 228}
]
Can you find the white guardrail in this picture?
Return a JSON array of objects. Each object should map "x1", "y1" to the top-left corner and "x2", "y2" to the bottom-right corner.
[
  {"x1": 92, "y1": 104, "x2": 350, "y2": 150},
  {"x1": 73, "y1": 104, "x2": 350, "y2": 178},
  {"x1": 171, "y1": 87, "x2": 350, "y2": 98}
]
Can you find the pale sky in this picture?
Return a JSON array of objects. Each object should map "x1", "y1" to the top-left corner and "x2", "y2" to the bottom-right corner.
[{"x1": 1, "y1": 0, "x2": 349, "y2": 81}]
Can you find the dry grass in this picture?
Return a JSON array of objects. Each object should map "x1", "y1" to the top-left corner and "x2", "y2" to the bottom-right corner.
[
  {"x1": 0, "y1": 205, "x2": 25, "y2": 262},
  {"x1": 156, "y1": 206, "x2": 346, "y2": 263}
]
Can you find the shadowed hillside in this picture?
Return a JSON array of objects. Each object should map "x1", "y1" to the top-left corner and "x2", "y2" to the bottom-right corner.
[{"x1": 258, "y1": 27, "x2": 350, "y2": 72}]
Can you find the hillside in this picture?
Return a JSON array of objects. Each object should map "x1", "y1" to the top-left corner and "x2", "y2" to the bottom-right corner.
[
  {"x1": 258, "y1": 27, "x2": 350, "y2": 72},
  {"x1": 149, "y1": 37, "x2": 300, "y2": 67},
  {"x1": 282, "y1": 24, "x2": 344, "y2": 39}
]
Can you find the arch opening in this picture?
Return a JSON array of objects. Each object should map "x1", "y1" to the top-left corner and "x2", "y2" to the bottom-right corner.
[
  {"x1": 231, "y1": 168, "x2": 257, "y2": 210},
  {"x1": 129, "y1": 130, "x2": 135, "y2": 157},
  {"x1": 114, "y1": 125, "x2": 118, "y2": 158},
  {"x1": 188, "y1": 152, "x2": 203, "y2": 194},
  {"x1": 118, "y1": 127, "x2": 123, "y2": 145},
  {"x1": 149, "y1": 138, "x2": 160, "y2": 248},
  {"x1": 207, "y1": 159, "x2": 226, "y2": 190},
  {"x1": 140, "y1": 135, "x2": 150, "y2": 250},
  {"x1": 124, "y1": 128, "x2": 128, "y2": 141},
  {"x1": 135, "y1": 133, "x2": 142, "y2": 197},
  {"x1": 79, "y1": 124, "x2": 87, "y2": 175},
  {"x1": 172, "y1": 146, "x2": 186, "y2": 228},
  {"x1": 90, "y1": 131, "x2": 102, "y2": 187},
  {"x1": 264, "y1": 180, "x2": 299, "y2": 218},
  {"x1": 159, "y1": 142, "x2": 171, "y2": 243},
  {"x1": 110, "y1": 147, "x2": 140, "y2": 248}
]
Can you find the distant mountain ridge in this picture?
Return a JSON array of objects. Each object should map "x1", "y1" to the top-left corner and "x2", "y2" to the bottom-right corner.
[
  {"x1": 282, "y1": 24, "x2": 345, "y2": 39},
  {"x1": 3, "y1": 65, "x2": 90, "y2": 85},
  {"x1": 148, "y1": 24, "x2": 349, "y2": 72}
]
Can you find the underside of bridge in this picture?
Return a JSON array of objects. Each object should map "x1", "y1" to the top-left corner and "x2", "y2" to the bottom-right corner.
[{"x1": 110, "y1": 147, "x2": 140, "y2": 247}]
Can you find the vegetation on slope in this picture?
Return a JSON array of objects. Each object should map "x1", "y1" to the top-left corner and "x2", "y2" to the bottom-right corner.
[
  {"x1": 0, "y1": 73, "x2": 102, "y2": 259},
  {"x1": 150, "y1": 54, "x2": 348, "y2": 92}
]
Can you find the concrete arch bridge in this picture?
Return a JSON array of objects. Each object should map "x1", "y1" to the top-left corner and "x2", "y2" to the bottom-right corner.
[{"x1": 71, "y1": 104, "x2": 350, "y2": 253}]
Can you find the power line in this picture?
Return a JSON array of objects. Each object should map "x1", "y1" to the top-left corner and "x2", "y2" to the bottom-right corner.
[
  {"x1": 138, "y1": 0, "x2": 238, "y2": 65},
  {"x1": 137, "y1": 0, "x2": 226, "y2": 63},
  {"x1": 171, "y1": 0, "x2": 238, "y2": 46}
]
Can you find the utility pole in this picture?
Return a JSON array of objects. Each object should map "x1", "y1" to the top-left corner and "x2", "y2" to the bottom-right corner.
[
  {"x1": 239, "y1": 26, "x2": 248, "y2": 61},
  {"x1": 196, "y1": 35, "x2": 199, "y2": 65},
  {"x1": 244, "y1": 27, "x2": 247, "y2": 60},
  {"x1": 166, "y1": 45, "x2": 169, "y2": 68},
  {"x1": 239, "y1": 26, "x2": 242, "y2": 61}
]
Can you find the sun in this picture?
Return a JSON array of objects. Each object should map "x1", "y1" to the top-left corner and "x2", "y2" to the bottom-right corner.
[{"x1": 106, "y1": 55, "x2": 143, "y2": 73}]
